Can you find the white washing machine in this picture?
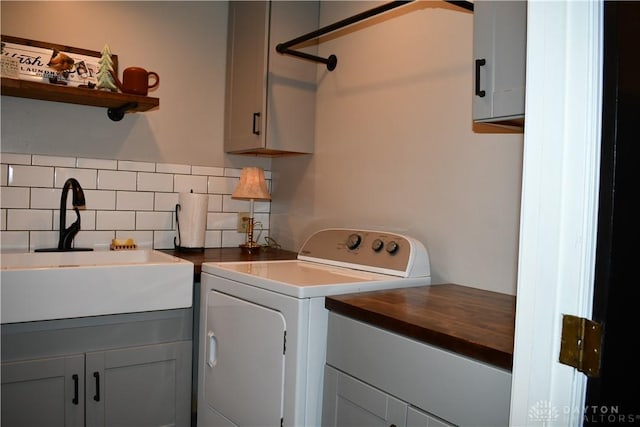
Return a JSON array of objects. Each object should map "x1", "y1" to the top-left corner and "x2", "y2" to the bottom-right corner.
[{"x1": 197, "y1": 228, "x2": 431, "y2": 427}]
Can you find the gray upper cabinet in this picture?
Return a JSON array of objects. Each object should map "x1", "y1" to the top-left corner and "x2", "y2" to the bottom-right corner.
[
  {"x1": 224, "y1": 1, "x2": 318, "y2": 156},
  {"x1": 473, "y1": 1, "x2": 527, "y2": 127}
]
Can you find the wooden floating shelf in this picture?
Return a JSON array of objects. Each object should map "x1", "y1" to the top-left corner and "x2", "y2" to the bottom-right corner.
[{"x1": 1, "y1": 77, "x2": 159, "y2": 121}]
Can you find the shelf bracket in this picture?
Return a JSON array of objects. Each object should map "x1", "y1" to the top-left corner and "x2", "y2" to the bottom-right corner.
[
  {"x1": 107, "y1": 102, "x2": 138, "y2": 121},
  {"x1": 275, "y1": 0, "x2": 474, "y2": 71}
]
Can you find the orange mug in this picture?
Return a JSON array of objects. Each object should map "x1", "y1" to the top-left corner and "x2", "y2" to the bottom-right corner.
[{"x1": 111, "y1": 67, "x2": 159, "y2": 96}]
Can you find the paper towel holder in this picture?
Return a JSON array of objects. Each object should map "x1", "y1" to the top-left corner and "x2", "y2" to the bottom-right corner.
[{"x1": 174, "y1": 196, "x2": 205, "y2": 253}]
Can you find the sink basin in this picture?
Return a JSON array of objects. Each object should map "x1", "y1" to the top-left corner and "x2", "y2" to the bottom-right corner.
[{"x1": 1, "y1": 250, "x2": 194, "y2": 324}]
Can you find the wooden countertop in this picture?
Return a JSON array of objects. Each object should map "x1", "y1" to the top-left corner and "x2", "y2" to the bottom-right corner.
[
  {"x1": 325, "y1": 284, "x2": 516, "y2": 370},
  {"x1": 160, "y1": 247, "x2": 298, "y2": 281}
]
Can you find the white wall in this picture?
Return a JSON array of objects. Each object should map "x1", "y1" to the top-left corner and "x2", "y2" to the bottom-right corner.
[
  {"x1": 0, "y1": 1, "x2": 269, "y2": 171},
  {"x1": 271, "y1": 1, "x2": 524, "y2": 294},
  {"x1": 2, "y1": 1, "x2": 524, "y2": 294}
]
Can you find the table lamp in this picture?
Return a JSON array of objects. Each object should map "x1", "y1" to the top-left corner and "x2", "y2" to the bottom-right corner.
[{"x1": 232, "y1": 167, "x2": 271, "y2": 253}]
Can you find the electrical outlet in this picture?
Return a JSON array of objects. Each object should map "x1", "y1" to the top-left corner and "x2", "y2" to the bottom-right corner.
[{"x1": 237, "y1": 212, "x2": 250, "y2": 233}]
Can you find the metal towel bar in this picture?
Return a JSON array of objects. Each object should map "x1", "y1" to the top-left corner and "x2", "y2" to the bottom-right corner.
[{"x1": 275, "y1": 0, "x2": 474, "y2": 71}]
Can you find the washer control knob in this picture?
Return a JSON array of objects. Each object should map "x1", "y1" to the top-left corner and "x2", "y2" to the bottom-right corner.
[
  {"x1": 385, "y1": 241, "x2": 400, "y2": 254},
  {"x1": 371, "y1": 239, "x2": 384, "y2": 252},
  {"x1": 346, "y1": 233, "x2": 362, "y2": 250}
]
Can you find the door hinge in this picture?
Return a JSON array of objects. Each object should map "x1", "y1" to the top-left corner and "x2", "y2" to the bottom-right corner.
[{"x1": 559, "y1": 314, "x2": 603, "y2": 378}]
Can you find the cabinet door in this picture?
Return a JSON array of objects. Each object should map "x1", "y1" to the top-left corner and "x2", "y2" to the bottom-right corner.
[
  {"x1": 85, "y1": 341, "x2": 192, "y2": 427},
  {"x1": 224, "y1": 1, "x2": 269, "y2": 153},
  {"x1": 473, "y1": 1, "x2": 526, "y2": 123},
  {"x1": 1, "y1": 354, "x2": 84, "y2": 427},
  {"x1": 407, "y1": 406, "x2": 455, "y2": 427},
  {"x1": 264, "y1": 1, "x2": 318, "y2": 154},
  {"x1": 224, "y1": 1, "x2": 318, "y2": 155},
  {"x1": 322, "y1": 366, "x2": 408, "y2": 427},
  {"x1": 202, "y1": 290, "x2": 286, "y2": 427}
]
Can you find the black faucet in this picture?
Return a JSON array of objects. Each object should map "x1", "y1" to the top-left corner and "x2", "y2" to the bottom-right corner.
[{"x1": 58, "y1": 178, "x2": 87, "y2": 250}]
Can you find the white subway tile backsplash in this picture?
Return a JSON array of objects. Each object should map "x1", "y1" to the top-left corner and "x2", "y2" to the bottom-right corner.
[
  {"x1": 55, "y1": 168, "x2": 97, "y2": 189},
  {"x1": 28, "y1": 231, "x2": 58, "y2": 251},
  {"x1": 154, "y1": 192, "x2": 179, "y2": 212},
  {"x1": 77, "y1": 158, "x2": 117, "y2": 170},
  {"x1": 1, "y1": 187, "x2": 30, "y2": 208},
  {"x1": 1, "y1": 230, "x2": 30, "y2": 251},
  {"x1": 221, "y1": 230, "x2": 245, "y2": 247},
  {"x1": 223, "y1": 195, "x2": 252, "y2": 213},
  {"x1": 118, "y1": 160, "x2": 155, "y2": 172},
  {"x1": 96, "y1": 211, "x2": 136, "y2": 230},
  {"x1": 156, "y1": 163, "x2": 190, "y2": 174},
  {"x1": 117, "y1": 191, "x2": 154, "y2": 211},
  {"x1": 7, "y1": 209, "x2": 52, "y2": 230},
  {"x1": 8, "y1": 165, "x2": 54, "y2": 187},
  {"x1": 1, "y1": 153, "x2": 31, "y2": 165},
  {"x1": 154, "y1": 230, "x2": 178, "y2": 249},
  {"x1": 208, "y1": 194, "x2": 223, "y2": 212},
  {"x1": 136, "y1": 211, "x2": 173, "y2": 230},
  {"x1": 192, "y1": 165, "x2": 224, "y2": 176},
  {"x1": 84, "y1": 190, "x2": 116, "y2": 210},
  {"x1": 97, "y1": 170, "x2": 136, "y2": 191},
  {"x1": 208, "y1": 176, "x2": 238, "y2": 194},
  {"x1": 137, "y1": 172, "x2": 173, "y2": 192},
  {"x1": 1, "y1": 153, "x2": 270, "y2": 250},
  {"x1": 207, "y1": 212, "x2": 237, "y2": 230},
  {"x1": 32, "y1": 155, "x2": 76, "y2": 167},
  {"x1": 174, "y1": 175, "x2": 207, "y2": 194},
  {"x1": 30, "y1": 188, "x2": 60, "y2": 209},
  {"x1": 205, "y1": 230, "x2": 222, "y2": 248}
]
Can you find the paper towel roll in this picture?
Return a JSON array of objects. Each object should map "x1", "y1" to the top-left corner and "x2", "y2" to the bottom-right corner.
[{"x1": 176, "y1": 192, "x2": 208, "y2": 249}]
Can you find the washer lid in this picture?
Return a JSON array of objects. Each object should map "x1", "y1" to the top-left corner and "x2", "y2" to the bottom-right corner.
[{"x1": 202, "y1": 260, "x2": 428, "y2": 298}]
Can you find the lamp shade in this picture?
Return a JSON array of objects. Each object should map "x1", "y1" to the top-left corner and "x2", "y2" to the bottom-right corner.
[{"x1": 232, "y1": 167, "x2": 271, "y2": 201}]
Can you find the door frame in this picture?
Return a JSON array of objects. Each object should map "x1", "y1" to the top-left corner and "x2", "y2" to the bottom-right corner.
[{"x1": 510, "y1": 1, "x2": 603, "y2": 426}]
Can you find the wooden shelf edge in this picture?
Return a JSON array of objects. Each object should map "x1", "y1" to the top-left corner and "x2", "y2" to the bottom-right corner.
[{"x1": 1, "y1": 77, "x2": 159, "y2": 113}]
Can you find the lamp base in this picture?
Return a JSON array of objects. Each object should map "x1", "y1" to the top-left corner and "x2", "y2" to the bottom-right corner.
[{"x1": 239, "y1": 242, "x2": 262, "y2": 254}]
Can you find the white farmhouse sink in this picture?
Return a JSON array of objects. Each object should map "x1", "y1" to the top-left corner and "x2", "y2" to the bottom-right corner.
[{"x1": 0, "y1": 250, "x2": 194, "y2": 324}]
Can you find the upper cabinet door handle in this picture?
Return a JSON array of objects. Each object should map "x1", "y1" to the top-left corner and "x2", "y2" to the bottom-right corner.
[
  {"x1": 72, "y1": 374, "x2": 79, "y2": 405},
  {"x1": 475, "y1": 58, "x2": 486, "y2": 98},
  {"x1": 93, "y1": 371, "x2": 101, "y2": 402},
  {"x1": 252, "y1": 112, "x2": 261, "y2": 135}
]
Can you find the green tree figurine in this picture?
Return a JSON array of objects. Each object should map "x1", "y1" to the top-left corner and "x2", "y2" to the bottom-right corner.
[{"x1": 96, "y1": 44, "x2": 117, "y2": 91}]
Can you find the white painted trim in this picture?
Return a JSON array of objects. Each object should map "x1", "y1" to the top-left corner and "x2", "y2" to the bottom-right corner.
[{"x1": 510, "y1": 1, "x2": 603, "y2": 426}]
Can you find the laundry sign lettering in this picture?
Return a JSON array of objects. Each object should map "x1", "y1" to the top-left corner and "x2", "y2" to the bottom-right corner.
[{"x1": 1, "y1": 39, "x2": 101, "y2": 87}]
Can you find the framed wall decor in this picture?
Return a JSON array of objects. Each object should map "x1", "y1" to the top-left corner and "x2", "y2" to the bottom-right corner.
[{"x1": 1, "y1": 35, "x2": 118, "y2": 89}]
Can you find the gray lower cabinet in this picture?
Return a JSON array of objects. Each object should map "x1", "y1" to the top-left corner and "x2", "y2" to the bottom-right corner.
[
  {"x1": 1, "y1": 309, "x2": 192, "y2": 427},
  {"x1": 1, "y1": 354, "x2": 85, "y2": 427},
  {"x1": 323, "y1": 365, "x2": 452, "y2": 427},
  {"x1": 323, "y1": 313, "x2": 512, "y2": 427}
]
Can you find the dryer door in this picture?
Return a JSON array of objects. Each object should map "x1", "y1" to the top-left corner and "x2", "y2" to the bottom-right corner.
[{"x1": 204, "y1": 290, "x2": 286, "y2": 426}]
